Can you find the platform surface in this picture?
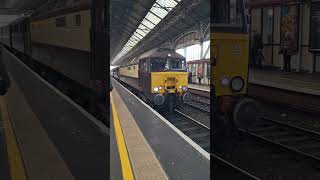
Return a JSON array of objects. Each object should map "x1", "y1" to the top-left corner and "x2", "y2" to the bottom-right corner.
[
  {"x1": 188, "y1": 83, "x2": 210, "y2": 92},
  {"x1": 112, "y1": 88, "x2": 167, "y2": 180},
  {"x1": 111, "y1": 78, "x2": 210, "y2": 179},
  {"x1": 1, "y1": 47, "x2": 109, "y2": 180},
  {"x1": 0, "y1": 100, "x2": 11, "y2": 180},
  {"x1": 110, "y1": 107, "x2": 123, "y2": 180},
  {"x1": 249, "y1": 69, "x2": 320, "y2": 96}
]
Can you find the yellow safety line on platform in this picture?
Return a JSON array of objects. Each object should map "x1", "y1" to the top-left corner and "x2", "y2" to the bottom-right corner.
[
  {"x1": 110, "y1": 93, "x2": 134, "y2": 180},
  {"x1": 0, "y1": 99, "x2": 27, "y2": 180}
]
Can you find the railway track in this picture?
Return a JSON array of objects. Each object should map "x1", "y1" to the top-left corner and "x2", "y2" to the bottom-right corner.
[
  {"x1": 213, "y1": 154, "x2": 260, "y2": 180},
  {"x1": 186, "y1": 98, "x2": 210, "y2": 113},
  {"x1": 188, "y1": 87, "x2": 210, "y2": 98},
  {"x1": 248, "y1": 83, "x2": 320, "y2": 116},
  {"x1": 245, "y1": 116, "x2": 320, "y2": 163},
  {"x1": 162, "y1": 109, "x2": 210, "y2": 152}
]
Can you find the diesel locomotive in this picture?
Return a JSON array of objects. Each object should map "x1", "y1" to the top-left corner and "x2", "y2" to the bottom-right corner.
[{"x1": 113, "y1": 48, "x2": 192, "y2": 111}]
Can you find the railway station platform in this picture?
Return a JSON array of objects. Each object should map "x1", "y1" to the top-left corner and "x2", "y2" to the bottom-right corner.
[
  {"x1": 188, "y1": 83, "x2": 210, "y2": 92},
  {"x1": 249, "y1": 69, "x2": 320, "y2": 96},
  {"x1": 111, "y1": 78, "x2": 210, "y2": 179},
  {"x1": 0, "y1": 47, "x2": 109, "y2": 180}
]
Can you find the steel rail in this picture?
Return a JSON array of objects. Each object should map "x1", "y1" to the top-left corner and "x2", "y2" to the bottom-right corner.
[{"x1": 212, "y1": 154, "x2": 261, "y2": 180}]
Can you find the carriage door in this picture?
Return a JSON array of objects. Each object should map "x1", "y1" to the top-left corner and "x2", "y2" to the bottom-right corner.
[{"x1": 91, "y1": 0, "x2": 108, "y2": 93}]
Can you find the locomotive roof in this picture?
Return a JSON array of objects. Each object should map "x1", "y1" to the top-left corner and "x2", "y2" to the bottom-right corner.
[
  {"x1": 126, "y1": 48, "x2": 185, "y2": 65},
  {"x1": 139, "y1": 48, "x2": 185, "y2": 60}
]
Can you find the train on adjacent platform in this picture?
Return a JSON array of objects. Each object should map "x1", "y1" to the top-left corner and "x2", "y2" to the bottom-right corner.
[
  {"x1": 187, "y1": 59, "x2": 210, "y2": 85},
  {"x1": 112, "y1": 48, "x2": 192, "y2": 111},
  {"x1": 0, "y1": 0, "x2": 109, "y2": 125},
  {"x1": 212, "y1": 0, "x2": 259, "y2": 154}
]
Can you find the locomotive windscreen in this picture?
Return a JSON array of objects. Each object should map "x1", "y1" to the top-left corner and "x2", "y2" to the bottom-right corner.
[
  {"x1": 150, "y1": 58, "x2": 186, "y2": 72},
  {"x1": 211, "y1": 0, "x2": 247, "y2": 33}
]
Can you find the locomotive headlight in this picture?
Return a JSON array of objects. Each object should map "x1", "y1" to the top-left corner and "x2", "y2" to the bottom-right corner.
[
  {"x1": 231, "y1": 77, "x2": 245, "y2": 92},
  {"x1": 181, "y1": 86, "x2": 187, "y2": 91},
  {"x1": 221, "y1": 77, "x2": 230, "y2": 86},
  {"x1": 154, "y1": 87, "x2": 159, "y2": 92}
]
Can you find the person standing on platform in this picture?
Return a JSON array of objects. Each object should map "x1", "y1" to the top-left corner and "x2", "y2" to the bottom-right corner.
[
  {"x1": 251, "y1": 30, "x2": 264, "y2": 69},
  {"x1": 280, "y1": 32, "x2": 294, "y2": 72},
  {"x1": 198, "y1": 76, "x2": 202, "y2": 84}
]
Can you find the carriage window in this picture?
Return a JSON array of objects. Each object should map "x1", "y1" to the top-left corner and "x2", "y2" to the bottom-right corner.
[
  {"x1": 56, "y1": 17, "x2": 66, "y2": 27},
  {"x1": 75, "y1": 15, "x2": 81, "y2": 26},
  {"x1": 133, "y1": 66, "x2": 135, "y2": 70}
]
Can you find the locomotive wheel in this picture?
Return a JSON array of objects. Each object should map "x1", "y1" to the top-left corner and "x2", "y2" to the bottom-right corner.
[{"x1": 233, "y1": 98, "x2": 259, "y2": 131}]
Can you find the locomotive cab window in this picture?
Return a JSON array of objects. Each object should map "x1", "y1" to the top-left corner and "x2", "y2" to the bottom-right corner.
[
  {"x1": 212, "y1": 0, "x2": 247, "y2": 33},
  {"x1": 150, "y1": 58, "x2": 186, "y2": 72},
  {"x1": 171, "y1": 59, "x2": 186, "y2": 70}
]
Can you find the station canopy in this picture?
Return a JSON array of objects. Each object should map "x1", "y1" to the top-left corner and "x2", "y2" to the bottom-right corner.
[
  {"x1": 0, "y1": 0, "x2": 48, "y2": 14},
  {"x1": 111, "y1": 0, "x2": 209, "y2": 66},
  {"x1": 112, "y1": 0, "x2": 182, "y2": 64}
]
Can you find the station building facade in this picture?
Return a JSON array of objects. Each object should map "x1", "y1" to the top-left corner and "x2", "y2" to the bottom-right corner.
[{"x1": 249, "y1": 0, "x2": 320, "y2": 73}]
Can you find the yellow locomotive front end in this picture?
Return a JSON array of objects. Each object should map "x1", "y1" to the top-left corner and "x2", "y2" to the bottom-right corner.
[
  {"x1": 151, "y1": 71, "x2": 191, "y2": 110},
  {"x1": 138, "y1": 50, "x2": 191, "y2": 111},
  {"x1": 212, "y1": 0, "x2": 258, "y2": 133},
  {"x1": 151, "y1": 72, "x2": 188, "y2": 94},
  {"x1": 212, "y1": 33, "x2": 249, "y2": 96}
]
